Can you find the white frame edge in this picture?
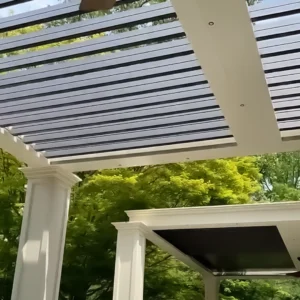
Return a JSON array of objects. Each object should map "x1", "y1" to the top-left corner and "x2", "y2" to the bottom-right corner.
[
  {"x1": 123, "y1": 202, "x2": 300, "y2": 278},
  {"x1": 0, "y1": 128, "x2": 49, "y2": 167}
]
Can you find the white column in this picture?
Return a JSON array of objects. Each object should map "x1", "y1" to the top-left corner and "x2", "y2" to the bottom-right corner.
[
  {"x1": 204, "y1": 277, "x2": 220, "y2": 300},
  {"x1": 112, "y1": 223, "x2": 146, "y2": 300},
  {"x1": 11, "y1": 166, "x2": 80, "y2": 300}
]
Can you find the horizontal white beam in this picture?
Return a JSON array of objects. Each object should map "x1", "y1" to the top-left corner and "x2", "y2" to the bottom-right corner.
[
  {"x1": 50, "y1": 137, "x2": 236, "y2": 171},
  {"x1": 0, "y1": 128, "x2": 49, "y2": 167},
  {"x1": 126, "y1": 202, "x2": 300, "y2": 230},
  {"x1": 52, "y1": 136, "x2": 300, "y2": 172},
  {"x1": 281, "y1": 130, "x2": 300, "y2": 141}
]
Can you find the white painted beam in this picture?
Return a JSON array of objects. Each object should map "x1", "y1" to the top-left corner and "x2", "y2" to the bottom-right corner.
[
  {"x1": 0, "y1": 128, "x2": 49, "y2": 167},
  {"x1": 126, "y1": 202, "x2": 300, "y2": 230},
  {"x1": 113, "y1": 222, "x2": 213, "y2": 278},
  {"x1": 50, "y1": 137, "x2": 237, "y2": 172},
  {"x1": 281, "y1": 130, "x2": 300, "y2": 141},
  {"x1": 277, "y1": 222, "x2": 300, "y2": 271},
  {"x1": 50, "y1": 137, "x2": 300, "y2": 172},
  {"x1": 204, "y1": 277, "x2": 220, "y2": 300},
  {"x1": 171, "y1": 0, "x2": 281, "y2": 153}
]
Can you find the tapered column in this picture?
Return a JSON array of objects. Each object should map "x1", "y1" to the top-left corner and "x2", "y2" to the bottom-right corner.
[
  {"x1": 113, "y1": 223, "x2": 146, "y2": 300},
  {"x1": 11, "y1": 166, "x2": 80, "y2": 300}
]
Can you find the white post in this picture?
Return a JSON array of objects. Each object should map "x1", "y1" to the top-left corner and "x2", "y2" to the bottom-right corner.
[
  {"x1": 11, "y1": 166, "x2": 80, "y2": 300},
  {"x1": 204, "y1": 277, "x2": 220, "y2": 300},
  {"x1": 112, "y1": 223, "x2": 146, "y2": 300}
]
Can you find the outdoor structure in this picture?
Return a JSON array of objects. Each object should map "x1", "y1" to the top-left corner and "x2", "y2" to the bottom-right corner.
[
  {"x1": 113, "y1": 202, "x2": 300, "y2": 300},
  {"x1": 1, "y1": 0, "x2": 300, "y2": 299}
]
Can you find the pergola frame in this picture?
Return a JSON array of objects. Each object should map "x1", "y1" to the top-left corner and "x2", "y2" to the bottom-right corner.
[
  {"x1": 113, "y1": 202, "x2": 300, "y2": 300},
  {"x1": 2, "y1": 0, "x2": 300, "y2": 172},
  {"x1": 2, "y1": 0, "x2": 300, "y2": 299}
]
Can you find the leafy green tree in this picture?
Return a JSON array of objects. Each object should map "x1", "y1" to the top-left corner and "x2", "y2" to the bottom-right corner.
[
  {"x1": 0, "y1": 150, "x2": 299, "y2": 300},
  {"x1": 258, "y1": 152, "x2": 300, "y2": 201},
  {"x1": 221, "y1": 279, "x2": 294, "y2": 300},
  {"x1": 0, "y1": 151, "x2": 25, "y2": 300},
  {"x1": 59, "y1": 157, "x2": 261, "y2": 300},
  {"x1": 0, "y1": 145, "x2": 297, "y2": 300}
]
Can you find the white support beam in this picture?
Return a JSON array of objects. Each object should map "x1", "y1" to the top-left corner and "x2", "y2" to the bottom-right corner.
[
  {"x1": 50, "y1": 137, "x2": 300, "y2": 172},
  {"x1": 0, "y1": 128, "x2": 49, "y2": 167},
  {"x1": 126, "y1": 202, "x2": 300, "y2": 230},
  {"x1": 118, "y1": 203, "x2": 300, "y2": 290},
  {"x1": 281, "y1": 130, "x2": 300, "y2": 141},
  {"x1": 204, "y1": 277, "x2": 220, "y2": 300},
  {"x1": 112, "y1": 223, "x2": 146, "y2": 300},
  {"x1": 171, "y1": 0, "x2": 281, "y2": 153},
  {"x1": 49, "y1": 138, "x2": 237, "y2": 172},
  {"x1": 11, "y1": 166, "x2": 80, "y2": 300},
  {"x1": 113, "y1": 222, "x2": 213, "y2": 278},
  {"x1": 277, "y1": 222, "x2": 300, "y2": 271}
]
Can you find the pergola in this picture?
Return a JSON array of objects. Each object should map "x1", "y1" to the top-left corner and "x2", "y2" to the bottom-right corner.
[
  {"x1": 113, "y1": 202, "x2": 300, "y2": 300},
  {"x1": 1, "y1": 0, "x2": 300, "y2": 299}
]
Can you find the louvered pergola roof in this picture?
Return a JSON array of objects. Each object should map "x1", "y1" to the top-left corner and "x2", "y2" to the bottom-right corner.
[{"x1": 1, "y1": 0, "x2": 300, "y2": 172}]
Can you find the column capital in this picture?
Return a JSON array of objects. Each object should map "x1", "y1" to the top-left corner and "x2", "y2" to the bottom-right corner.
[
  {"x1": 112, "y1": 222, "x2": 149, "y2": 236},
  {"x1": 20, "y1": 166, "x2": 81, "y2": 187}
]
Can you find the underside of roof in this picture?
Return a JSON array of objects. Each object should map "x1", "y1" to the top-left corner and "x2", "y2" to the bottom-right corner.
[{"x1": 1, "y1": 0, "x2": 300, "y2": 171}]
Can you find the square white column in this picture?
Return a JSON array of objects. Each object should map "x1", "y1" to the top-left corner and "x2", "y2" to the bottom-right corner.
[
  {"x1": 112, "y1": 223, "x2": 146, "y2": 300},
  {"x1": 204, "y1": 277, "x2": 220, "y2": 300},
  {"x1": 11, "y1": 166, "x2": 80, "y2": 300}
]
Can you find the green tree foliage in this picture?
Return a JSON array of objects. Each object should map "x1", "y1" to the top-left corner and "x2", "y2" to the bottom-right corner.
[
  {"x1": 0, "y1": 150, "x2": 267, "y2": 300},
  {"x1": 0, "y1": 150, "x2": 298, "y2": 300},
  {"x1": 59, "y1": 157, "x2": 261, "y2": 299},
  {"x1": 0, "y1": 151, "x2": 25, "y2": 299},
  {"x1": 258, "y1": 152, "x2": 300, "y2": 201},
  {"x1": 221, "y1": 279, "x2": 296, "y2": 300}
]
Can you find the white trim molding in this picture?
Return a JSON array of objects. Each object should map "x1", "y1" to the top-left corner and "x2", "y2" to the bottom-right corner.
[
  {"x1": 21, "y1": 165, "x2": 81, "y2": 187},
  {"x1": 0, "y1": 128, "x2": 49, "y2": 167},
  {"x1": 52, "y1": 137, "x2": 300, "y2": 172},
  {"x1": 126, "y1": 202, "x2": 300, "y2": 229}
]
